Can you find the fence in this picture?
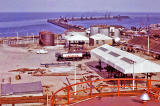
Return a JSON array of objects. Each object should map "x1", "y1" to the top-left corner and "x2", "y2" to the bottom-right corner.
[{"x1": 50, "y1": 78, "x2": 160, "y2": 105}]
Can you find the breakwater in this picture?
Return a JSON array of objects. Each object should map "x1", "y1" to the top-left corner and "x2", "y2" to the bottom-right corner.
[{"x1": 47, "y1": 15, "x2": 130, "y2": 30}]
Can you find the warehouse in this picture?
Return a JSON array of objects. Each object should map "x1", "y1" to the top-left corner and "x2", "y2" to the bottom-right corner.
[
  {"x1": 91, "y1": 44, "x2": 160, "y2": 74},
  {"x1": 91, "y1": 44, "x2": 160, "y2": 89}
]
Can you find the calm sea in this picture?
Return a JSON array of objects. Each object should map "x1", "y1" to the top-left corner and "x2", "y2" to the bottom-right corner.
[{"x1": 0, "y1": 12, "x2": 160, "y2": 37}]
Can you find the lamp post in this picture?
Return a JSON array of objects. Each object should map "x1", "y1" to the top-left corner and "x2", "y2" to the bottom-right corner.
[
  {"x1": 133, "y1": 62, "x2": 135, "y2": 90},
  {"x1": 131, "y1": 61, "x2": 135, "y2": 90}
]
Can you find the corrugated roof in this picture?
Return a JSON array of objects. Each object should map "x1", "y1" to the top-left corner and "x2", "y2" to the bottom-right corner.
[
  {"x1": 1, "y1": 81, "x2": 43, "y2": 96},
  {"x1": 91, "y1": 44, "x2": 160, "y2": 74}
]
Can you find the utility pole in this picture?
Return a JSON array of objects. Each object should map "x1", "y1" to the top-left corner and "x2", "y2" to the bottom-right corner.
[
  {"x1": 146, "y1": 15, "x2": 150, "y2": 55},
  {"x1": 16, "y1": 32, "x2": 19, "y2": 44},
  {"x1": 148, "y1": 34, "x2": 150, "y2": 55},
  {"x1": 131, "y1": 60, "x2": 135, "y2": 90},
  {"x1": 74, "y1": 64, "x2": 77, "y2": 95},
  {"x1": 26, "y1": 32, "x2": 29, "y2": 44},
  {"x1": 32, "y1": 33, "x2": 34, "y2": 43},
  {"x1": 132, "y1": 62, "x2": 135, "y2": 90}
]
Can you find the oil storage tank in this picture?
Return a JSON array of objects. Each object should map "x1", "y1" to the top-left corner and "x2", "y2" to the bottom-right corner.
[
  {"x1": 90, "y1": 26, "x2": 99, "y2": 36},
  {"x1": 99, "y1": 27, "x2": 109, "y2": 36},
  {"x1": 114, "y1": 29, "x2": 120, "y2": 37},
  {"x1": 39, "y1": 31, "x2": 54, "y2": 46}
]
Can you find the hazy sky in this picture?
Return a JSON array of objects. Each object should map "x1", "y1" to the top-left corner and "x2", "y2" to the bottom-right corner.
[{"x1": 0, "y1": 0, "x2": 160, "y2": 12}]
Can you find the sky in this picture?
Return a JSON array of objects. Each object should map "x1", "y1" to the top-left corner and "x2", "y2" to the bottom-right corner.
[{"x1": 0, "y1": 0, "x2": 160, "y2": 13}]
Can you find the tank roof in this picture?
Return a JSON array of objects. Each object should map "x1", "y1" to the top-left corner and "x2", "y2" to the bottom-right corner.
[{"x1": 39, "y1": 31, "x2": 54, "y2": 35}]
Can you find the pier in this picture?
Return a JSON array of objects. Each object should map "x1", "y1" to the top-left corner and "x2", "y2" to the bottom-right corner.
[
  {"x1": 47, "y1": 19, "x2": 85, "y2": 30},
  {"x1": 47, "y1": 15, "x2": 130, "y2": 30}
]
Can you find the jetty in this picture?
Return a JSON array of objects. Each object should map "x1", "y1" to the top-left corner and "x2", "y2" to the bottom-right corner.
[
  {"x1": 47, "y1": 19, "x2": 85, "y2": 30},
  {"x1": 47, "y1": 15, "x2": 130, "y2": 30}
]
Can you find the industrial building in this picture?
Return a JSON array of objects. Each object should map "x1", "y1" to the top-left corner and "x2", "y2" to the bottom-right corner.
[
  {"x1": 91, "y1": 44, "x2": 160, "y2": 82},
  {"x1": 64, "y1": 32, "x2": 89, "y2": 44},
  {"x1": 63, "y1": 32, "x2": 89, "y2": 50},
  {"x1": 89, "y1": 34, "x2": 113, "y2": 47},
  {"x1": 90, "y1": 25, "x2": 122, "y2": 37}
]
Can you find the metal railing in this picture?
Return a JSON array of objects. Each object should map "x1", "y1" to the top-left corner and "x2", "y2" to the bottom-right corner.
[{"x1": 50, "y1": 78, "x2": 160, "y2": 105}]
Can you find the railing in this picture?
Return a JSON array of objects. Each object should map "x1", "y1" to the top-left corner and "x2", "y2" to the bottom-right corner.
[{"x1": 50, "y1": 78, "x2": 160, "y2": 105}]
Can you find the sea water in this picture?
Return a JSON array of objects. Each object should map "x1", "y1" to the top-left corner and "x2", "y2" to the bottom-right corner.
[{"x1": 0, "y1": 12, "x2": 160, "y2": 37}]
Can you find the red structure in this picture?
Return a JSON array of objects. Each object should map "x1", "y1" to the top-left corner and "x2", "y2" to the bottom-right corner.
[
  {"x1": 39, "y1": 31, "x2": 55, "y2": 46},
  {"x1": 50, "y1": 78, "x2": 160, "y2": 105}
]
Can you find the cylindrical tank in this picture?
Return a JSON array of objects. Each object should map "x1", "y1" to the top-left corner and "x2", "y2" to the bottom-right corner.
[
  {"x1": 39, "y1": 31, "x2": 54, "y2": 46},
  {"x1": 90, "y1": 26, "x2": 99, "y2": 36},
  {"x1": 114, "y1": 29, "x2": 120, "y2": 37},
  {"x1": 99, "y1": 28, "x2": 109, "y2": 36},
  {"x1": 66, "y1": 31, "x2": 86, "y2": 36}
]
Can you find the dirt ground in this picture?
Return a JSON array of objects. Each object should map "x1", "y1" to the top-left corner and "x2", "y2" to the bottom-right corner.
[{"x1": 1, "y1": 44, "x2": 160, "y2": 106}]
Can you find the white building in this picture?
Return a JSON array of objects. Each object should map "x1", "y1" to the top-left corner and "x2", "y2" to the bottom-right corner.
[
  {"x1": 89, "y1": 34, "x2": 113, "y2": 47},
  {"x1": 64, "y1": 32, "x2": 89, "y2": 48},
  {"x1": 91, "y1": 44, "x2": 160, "y2": 74}
]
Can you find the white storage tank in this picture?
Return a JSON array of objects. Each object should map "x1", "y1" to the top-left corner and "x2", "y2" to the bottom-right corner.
[
  {"x1": 109, "y1": 27, "x2": 115, "y2": 33},
  {"x1": 114, "y1": 29, "x2": 120, "y2": 37},
  {"x1": 90, "y1": 26, "x2": 99, "y2": 36},
  {"x1": 99, "y1": 27, "x2": 109, "y2": 36},
  {"x1": 65, "y1": 29, "x2": 86, "y2": 36}
]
